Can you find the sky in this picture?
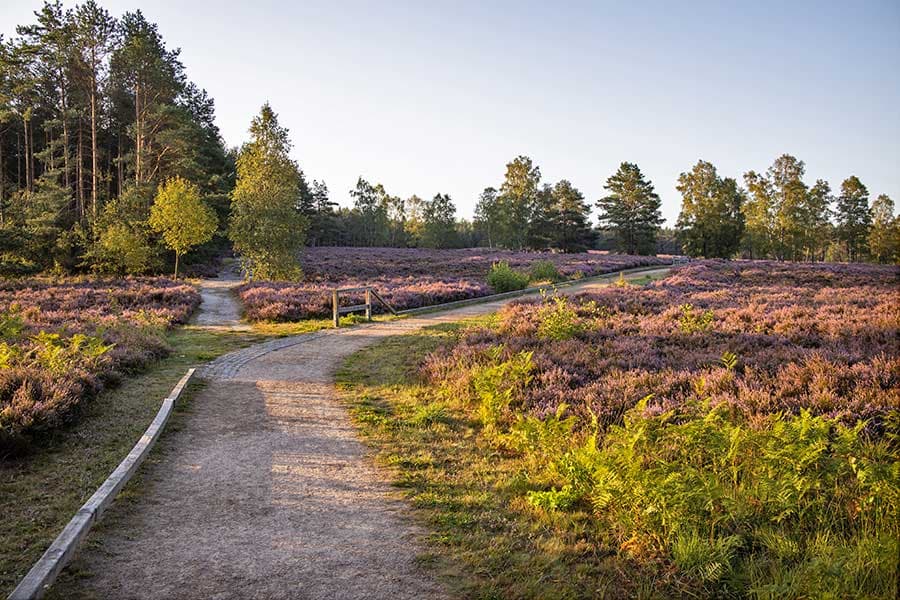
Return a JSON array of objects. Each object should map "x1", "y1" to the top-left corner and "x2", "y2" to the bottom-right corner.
[{"x1": 3, "y1": 0, "x2": 899, "y2": 225}]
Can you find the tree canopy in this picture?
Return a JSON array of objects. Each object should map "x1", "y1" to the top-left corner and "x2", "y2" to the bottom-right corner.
[
  {"x1": 597, "y1": 162, "x2": 663, "y2": 255},
  {"x1": 149, "y1": 175, "x2": 216, "y2": 278},
  {"x1": 676, "y1": 160, "x2": 744, "y2": 258},
  {"x1": 228, "y1": 104, "x2": 307, "y2": 280}
]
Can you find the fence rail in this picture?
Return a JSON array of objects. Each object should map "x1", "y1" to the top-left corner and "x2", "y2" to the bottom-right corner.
[{"x1": 332, "y1": 286, "x2": 397, "y2": 327}]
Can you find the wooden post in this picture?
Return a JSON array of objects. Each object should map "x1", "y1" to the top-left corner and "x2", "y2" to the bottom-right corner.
[
  {"x1": 365, "y1": 288, "x2": 372, "y2": 321},
  {"x1": 332, "y1": 289, "x2": 339, "y2": 328}
]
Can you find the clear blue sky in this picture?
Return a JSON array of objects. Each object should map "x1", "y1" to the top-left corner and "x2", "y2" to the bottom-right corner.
[{"x1": 4, "y1": 0, "x2": 899, "y2": 224}]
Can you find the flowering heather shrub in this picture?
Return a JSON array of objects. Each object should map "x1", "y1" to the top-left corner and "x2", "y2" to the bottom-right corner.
[
  {"x1": 423, "y1": 260, "x2": 900, "y2": 428},
  {"x1": 417, "y1": 260, "x2": 899, "y2": 596},
  {"x1": 238, "y1": 246, "x2": 667, "y2": 321},
  {"x1": 0, "y1": 277, "x2": 200, "y2": 453}
]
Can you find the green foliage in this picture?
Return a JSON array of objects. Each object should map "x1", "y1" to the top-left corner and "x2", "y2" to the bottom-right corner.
[
  {"x1": 512, "y1": 402, "x2": 576, "y2": 477},
  {"x1": 26, "y1": 331, "x2": 113, "y2": 374},
  {"x1": 613, "y1": 272, "x2": 630, "y2": 287},
  {"x1": 536, "y1": 295, "x2": 583, "y2": 341},
  {"x1": 719, "y1": 351, "x2": 739, "y2": 371},
  {"x1": 1, "y1": 328, "x2": 113, "y2": 375},
  {"x1": 420, "y1": 193, "x2": 460, "y2": 249},
  {"x1": 497, "y1": 156, "x2": 541, "y2": 249},
  {"x1": 96, "y1": 223, "x2": 154, "y2": 275},
  {"x1": 469, "y1": 347, "x2": 533, "y2": 435},
  {"x1": 0, "y1": 309, "x2": 25, "y2": 341},
  {"x1": 580, "y1": 403, "x2": 899, "y2": 597},
  {"x1": 229, "y1": 104, "x2": 308, "y2": 281},
  {"x1": 678, "y1": 303, "x2": 715, "y2": 333},
  {"x1": 0, "y1": 4, "x2": 232, "y2": 276},
  {"x1": 835, "y1": 176, "x2": 872, "y2": 262},
  {"x1": 409, "y1": 401, "x2": 449, "y2": 427},
  {"x1": 597, "y1": 162, "x2": 664, "y2": 255},
  {"x1": 676, "y1": 160, "x2": 744, "y2": 258},
  {"x1": 528, "y1": 260, "x2": 562, "y2": 283},
  {"x1": 741, "y1": 155, "x2": 834, "y2": 262},
  {"x1": 868, "y1": 194, "x2": 899, "y2": 264},
  {"x1": 149, "y1": 176, "x2": 217, "y2": 278},
  {"x1": 486, "y1": 261, "x2": 529, "y2": 293},
  {"x1": 548, "y1": 180, "x2": 597, "y2": 252}
]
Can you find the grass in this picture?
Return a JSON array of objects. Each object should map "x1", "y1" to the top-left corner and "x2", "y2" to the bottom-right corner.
[
  {"x1": 0, "y1": 326, "x2": 263, "y2": 596},
  {"x1": 335, "y1": 320, "x2": 666, "y2": 600},
  {"x1": 250, "y1": 317, "x2": 334, "y2": 336}
]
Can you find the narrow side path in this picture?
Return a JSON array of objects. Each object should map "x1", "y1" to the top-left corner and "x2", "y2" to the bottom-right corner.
[
  {"x1": 53, "y1": 268, "x2": 669, "y2": 600},
  {"x1": 191, "y1": 264, "x2": 251, "y2": 331}
]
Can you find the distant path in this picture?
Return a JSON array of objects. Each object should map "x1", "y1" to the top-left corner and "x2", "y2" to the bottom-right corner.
[
  {"x1": 191, "y1": 263, "x2": 251, "y2": 331},
  {"x1": 54, "y1": 268, "x2": 670, "y2": 600}
]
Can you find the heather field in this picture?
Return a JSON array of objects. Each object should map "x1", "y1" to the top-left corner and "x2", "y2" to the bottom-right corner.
[
  {"x1": 0, "y1": 278, "x2": 200, "y2": 454},
  {"x1": 238, "y1": 246, "x2": 668, "y2": 321},
  {"x1": 339, "y1": 260, "x2": 900, "y2": 598}
]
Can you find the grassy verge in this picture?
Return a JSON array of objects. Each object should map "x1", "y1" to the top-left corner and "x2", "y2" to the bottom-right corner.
[
  {"x1": 249, "y1": 318, "x2": 333, "y2": 336},
  {"x1": 336, "y1": 320, "x2": 661, "y2": 600},
  {"x1": 0, "y1": 326, "x2": 262, "y2": 596}
]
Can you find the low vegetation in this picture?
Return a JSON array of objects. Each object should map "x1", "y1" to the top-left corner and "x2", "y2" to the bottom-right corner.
[
  {"x1": 237, "y1": 247, "x2": 667, "y2": 321},
  {"x1": 338, "y1": 261, "x2": 899, "y2": 598},
  {"x1": 486, "y1": 261, "x2": 530, "y2": 293},
  {"x1": 0, "y1": 278, "x2": 199, "y2": 454}
]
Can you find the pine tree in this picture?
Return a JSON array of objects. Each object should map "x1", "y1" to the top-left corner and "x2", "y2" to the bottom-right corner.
[
  {"x1": 550, "y1": 179, "x2": 595, "y2": 252},
  {"x1": 835, "y1": 175, "x2": 872, "y2": 262},
  {"x1": 229, "y1": 104, "x2": 307, "y2": 280},
  {"x1": 597, "y1": 162, "x2": 663, "y2": 255}
]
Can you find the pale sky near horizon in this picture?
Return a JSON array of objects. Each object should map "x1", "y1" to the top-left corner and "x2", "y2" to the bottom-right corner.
[{"x1": 3, "y1": 0, "x2": 899, "y2": 225}]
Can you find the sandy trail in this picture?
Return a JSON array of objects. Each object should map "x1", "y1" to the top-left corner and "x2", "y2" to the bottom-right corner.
[
  {"x1": 191, "y1": 265, "x2": 251, "y2": 331},
  {"x1": 54, "y1": 268, "x2": 669, "y2": 600}
]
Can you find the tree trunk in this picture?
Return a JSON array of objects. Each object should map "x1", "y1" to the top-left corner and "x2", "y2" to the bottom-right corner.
[
  {"x1": 77, "y1": 123, "x2": 85, "y2": 220},
  {"x1": 106, "y1": 134, "x2": 112, "y2": 202},
  {"x1": 29, "y1": 119, "x2": 35, "y2": 191},
  {"x1": 91, "y1": 77, "x2": 99, "y2": 220},
  {"x1": 16, "y1": 131, "x2": 21, "y2": 189},
  {"x1": 134, "y1": 80, "x2": 141, "y2": 184},
  {"x1": 0, "y1": 131, "x2": 5, "y2": 223},
  {"x1": 23, "y1": 116, "x2": 31, "y2": 193},
  {"x1": 174, "y1": 252, "x2": 179, "y2": 279},
  {"x1": 62, "y1": 85, "x2": 70, "y2": 192},
  {"x1": 117, "y1": 130, "x2": 123, "y2": 197}
]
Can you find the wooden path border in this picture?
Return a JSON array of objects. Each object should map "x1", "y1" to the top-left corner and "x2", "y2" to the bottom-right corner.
[{"x1": 7, "y1": 369, "x2": 197, "y2": 600}]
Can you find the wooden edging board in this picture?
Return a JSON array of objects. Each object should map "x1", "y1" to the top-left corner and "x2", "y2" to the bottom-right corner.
[{"x1": 7, "y1": 368, "x2": 197, "y2": 600}]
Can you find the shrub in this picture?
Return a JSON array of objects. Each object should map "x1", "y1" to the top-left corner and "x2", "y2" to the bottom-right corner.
[
  {"x1": 0, "y1": 278, "x2": 199, "y2": 454},
  {"x1": 678, "y1": 302, "x2": 715, "y2": 333},
  {"x1": 536, "y1": 296, "x2": 584, "y2": 341},
  {"x1": 528, "y1": 260, "x2": 562, "y2": 283},
  {"x1": 487, "y1": 261, "x2": 530, "y2": 293},
  {"x1": 470, "y1": 347, "x2": 533, "y2": 435}
]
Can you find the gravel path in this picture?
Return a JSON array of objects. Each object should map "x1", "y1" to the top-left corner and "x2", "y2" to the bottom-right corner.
[
  {"x1": 191, "y1": 266, "x2": 251, "y2": 331},
  {"x1": 54, "y1": 268, "x2": 669, "y2": 600}
]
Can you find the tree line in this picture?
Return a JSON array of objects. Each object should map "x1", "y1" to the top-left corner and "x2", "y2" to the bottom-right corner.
[
  {"x1": 675, "y1": 155, "x2": 898, "y2": 264},
  {"x1": 0, "y1": 1, "x2": 232, "y2": 276},
  {"x1": 1, "y1": 2, "x2": 897, "y2": 281}
]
